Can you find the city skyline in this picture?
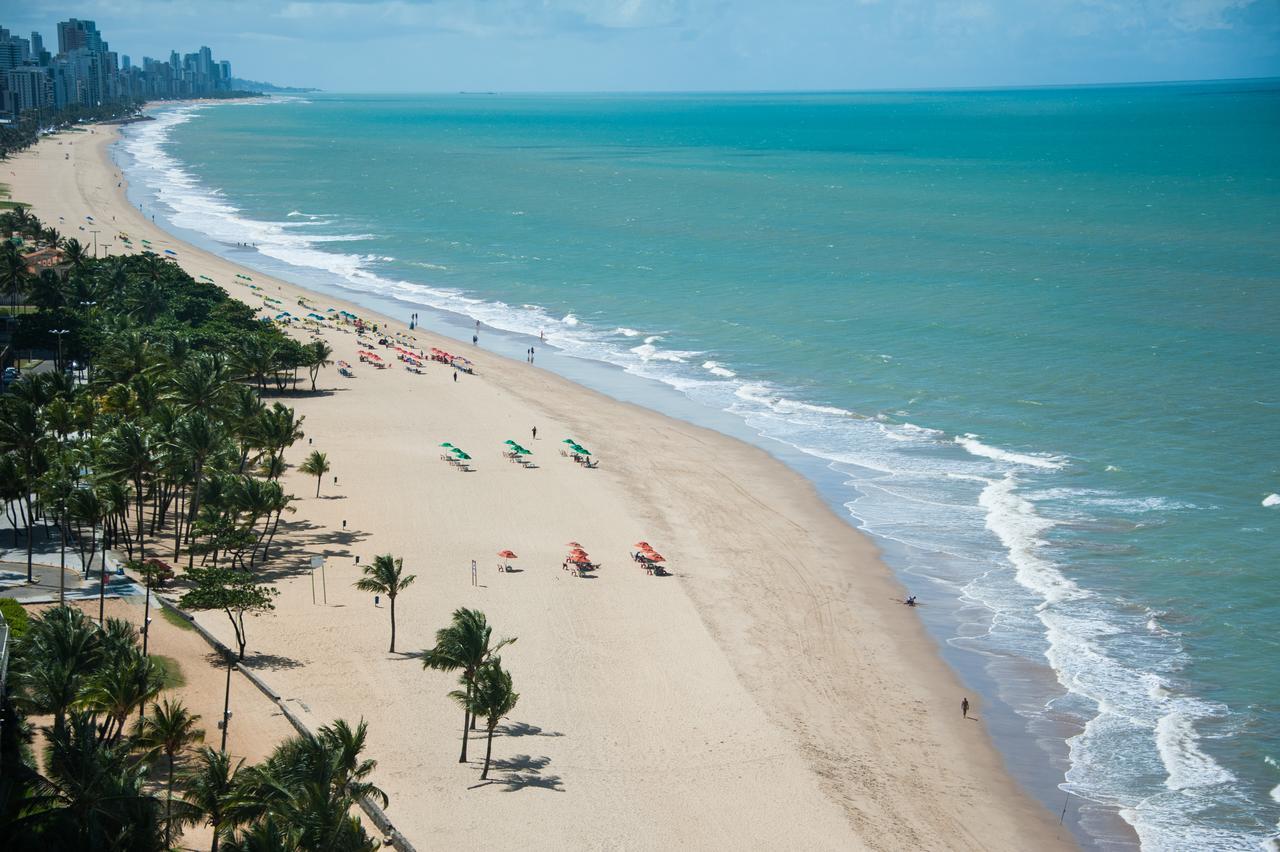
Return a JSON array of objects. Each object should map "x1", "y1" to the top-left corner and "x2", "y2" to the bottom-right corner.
[
  {"x1": 2, "y1": 1, "x2": 1278, "y2": 94},
  {"x1": 1, "y1": 17, "x2": 240, "y2": 119}
]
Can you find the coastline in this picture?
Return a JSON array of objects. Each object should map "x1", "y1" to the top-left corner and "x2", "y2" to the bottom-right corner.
[{"x1": 6, "y1": 123, "x2": 1074, "y2": 849}]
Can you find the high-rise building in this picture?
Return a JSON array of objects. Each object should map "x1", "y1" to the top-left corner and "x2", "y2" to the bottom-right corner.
[
  {"x1": 56, "y1": 18, "x2": 103, "y2": 55},
  {"x1": 2, "y1": 16, "x2": 250, "y2": 118},
  {"x1": 6, "y1": 66, "x2": 53, "y2": 112},
  {"x1": 0, "y1": 40, "x2": 23, "y2": 72}
]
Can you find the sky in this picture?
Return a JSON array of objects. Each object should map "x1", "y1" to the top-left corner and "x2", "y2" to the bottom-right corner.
[{"x1": 8, "y1": 0, "x2": 1280, "y2": 92}]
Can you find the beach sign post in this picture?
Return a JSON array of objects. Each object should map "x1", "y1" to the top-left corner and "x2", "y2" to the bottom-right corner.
[{"x1": 310, "y1": 555, "x2": 327, "y2": 605}]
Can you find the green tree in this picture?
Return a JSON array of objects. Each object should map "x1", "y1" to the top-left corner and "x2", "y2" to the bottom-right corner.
[
  {"x1": 224, "y1": 719, "x2": 385, "y2": 851},
  {"x1": 2, "y1": 240, "x2": 30, "y2": 313},
  {"x1": 179, "y1": 567, "x2": 279, "y2": 661},
  {"x1": 305, "y1": 340, "x2": 333, "y2": 392},
  {"x1": 297, "y1": 450, "x2": 330, "y2": 498},
  {"x1": 181, "y1": 746, "x2": 244, "y2": 852},
  {"x1": 135, "y1": 697, "x2": 204, "y2": 848},
  {"x1": 454, "y1": 661, "x2": 519, "y2": 780},
  {"x1": 422, "y1": 608, "x2": 515, "y2": 763},
  {"x1": 353, "y1": 554, "x2": 416, "y2": 653}
]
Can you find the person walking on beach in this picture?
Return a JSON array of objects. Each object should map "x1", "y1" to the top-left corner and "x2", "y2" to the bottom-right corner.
[
  {"x1": 961, "y1": 697, "x2": 970, "y2": 719},
  {"x1": 452, "y1": 371, "x2": 458, "y2": 383},
  {"x1": 472, "y1": 334, "x2": 478, "y2": 345},
  {"x1": 532, "y1": 426, "x2": 537, "y2": 441}
]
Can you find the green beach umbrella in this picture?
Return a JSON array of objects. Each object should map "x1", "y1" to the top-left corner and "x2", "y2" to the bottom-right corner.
[
  {"x1": 440, "y1": 442, "x2": 453, "y2": 447},
  {"x1": 516, "y1": 448, "x2": 531, "y2": 455},
  {"x1": 452, "y1": 450, "x2": 471, "y2": 460},
  {"x1": 574, "y1": 446, "x2": 591, "y2": 455},
  {"x1": 562, "y1": 438, "x2": 576, "y2": 444},
  {"x1": 504, "y1": 440, "x2": 517, "y2": 445}
]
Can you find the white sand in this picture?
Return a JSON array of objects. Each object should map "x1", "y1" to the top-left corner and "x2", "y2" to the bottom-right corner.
[{"x1": 5, "y1": 125, "x2": 1074, "y2": 850}]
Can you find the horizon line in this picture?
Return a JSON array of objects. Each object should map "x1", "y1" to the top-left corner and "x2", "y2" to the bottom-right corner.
[{"x1": 284, "y1": 74, "x2": 1279, "y2": 97}]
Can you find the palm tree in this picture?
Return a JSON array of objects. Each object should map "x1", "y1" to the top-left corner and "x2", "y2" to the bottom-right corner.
[
  {"x1": 223, "y1": 719, "x2": 385, "y2": 851},
  {"x1": 135, "y1": 697, "x2": 204, "y2": 848},
  {"x1": 257, "y1": 402, "x2": 304, "y2": 474},
  {"x1": 453, "y1": 661, "x2": 519, "y2": 779},
  {"x1": 170, "y1": 353, "x2": 232, "y2": 415},
  {"x1": 2, "y1": 240, "x2": 30, "y2": 313},
  {"x1": 81, "y1": 648, "x2": 163, "y2": 743},
  {"x1": 36, "y1": 711, "x2": 167, "y2": 850},
  {"x1": 297, "y1": 450, "x2": 330, "y2": 497},
  {"x1": 181, "y1": 746, "x2": 244, "y2": 852},
  {"x1": 354, "y1": 554, "x2": 416, "y2": 653},
  {"x1": 422, "y1": 608, "x2": 515, "y2": 762},
  {"x1": 0, "y1": 396, "x2": 47, "y2": 582},
  {"x1": 15, "y1": 605, "x2": 103, "y2": 738},
  {"x1": 62, "y1": 237, "x2": 90, "y2": 274},
  {"x1": 305, "y1": 340, "x2": 333, "y2": 392},
  {"x1": 102, "y1": 421, "x2": 154, "y2": 565}
]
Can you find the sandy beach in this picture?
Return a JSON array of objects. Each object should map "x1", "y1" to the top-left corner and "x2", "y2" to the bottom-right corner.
[{"x1": 5, "y1": 123, "x2": 1074, "y2": 850}]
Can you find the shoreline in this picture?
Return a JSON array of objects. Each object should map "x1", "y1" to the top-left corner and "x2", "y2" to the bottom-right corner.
[{"x1": 7, "y1": 123, "x2": 1075, "y2": 849}]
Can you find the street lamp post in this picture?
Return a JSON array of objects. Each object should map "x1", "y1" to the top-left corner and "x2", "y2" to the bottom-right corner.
[
  {"x1": 220, "y1": 652, "x2": 234, "y2": 751},
  {"x1": 51, "y1": 328, "x2": 69, "y2": 373},
  {"x1": 88, "y1": 229, "x2": 100, "y2": 257}
]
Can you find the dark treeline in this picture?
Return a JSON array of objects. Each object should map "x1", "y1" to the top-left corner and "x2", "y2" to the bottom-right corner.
[
  {"x1": 0, "y1": 205, "x2": 376, "y2": 850},
  {"x1": 0, "y1": 607, "x2": 385, "y2": 850},
  {"x1": 0, "y1": 92, "x2": 262, "y2": 161}
]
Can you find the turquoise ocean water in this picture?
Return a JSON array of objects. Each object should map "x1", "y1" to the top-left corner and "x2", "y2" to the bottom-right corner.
[{"x1": 115, "y1": 83, "x2": 1279, "y2": 850}]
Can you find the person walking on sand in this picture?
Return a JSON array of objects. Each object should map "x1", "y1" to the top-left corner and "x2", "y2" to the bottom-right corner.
[
  {"x1": 961, "y1": 697, "x2": 970, "y2": 719},
  {"x1": 532, "y1": 426, "x2": 537, "y2": 441}
]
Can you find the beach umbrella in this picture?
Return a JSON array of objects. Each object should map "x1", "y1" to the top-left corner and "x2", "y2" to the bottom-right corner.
[
  {"x1": 516, "y1": 448, "x2": 531, "y2": 455},
  {"x1": 164, "y1": 249, "x2": 177, "y2": 256},
  {"x1": 504, "y1": 440, "x2": 517, "y2": 445},
  {"x1": 634, "y1": 542, "x2": 651, "y2": 548},
  {"x1": 644, "y1": 553, "x2": 666, "y2": 562},
  {"x1": 497, "y1": 550, "x2": 517, "y2": 559},
  {"x1": 566, "y1": 541, "x2": 582, "y2": 547},
  {"x1": 452, "y1": 451, "x2": 471, "y2": 461},
  {"x1": 439, "y1": 442, "x2": 453, "y2": 447},
  {"x1": 562, "y1": 439, "x2": 576, "y2": 444}
]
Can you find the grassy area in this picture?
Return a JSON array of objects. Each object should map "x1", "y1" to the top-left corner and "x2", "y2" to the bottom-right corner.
[
  {"x1": 151, "y1": 654, "x2": 187, "y2": 689},
  {"x1": 160, "y1": 606, "x2": 196, "y2": 632}
]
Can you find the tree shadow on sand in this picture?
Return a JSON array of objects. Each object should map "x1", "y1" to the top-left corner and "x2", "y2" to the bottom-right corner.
[
  {"x1": 469, "y1": 753, "x2": 565, "y2": 792},
  {"x1": 500, "y1": 721, "x2": 565, "y2": 738},
  {"x1": 241, "y1": 651, "x2": 305, "y2": 671}
]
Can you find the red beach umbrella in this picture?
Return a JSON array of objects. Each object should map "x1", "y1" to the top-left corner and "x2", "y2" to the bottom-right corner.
[
  {"x1": 497, "y1": 550, "x2": 517, "y2": 559},
  {"x1": 633, "y1": 541, "x2": 651, "y2": 548},
  {"x1": 565, "y1": 541, "x2": 582, "y2": 547}
]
